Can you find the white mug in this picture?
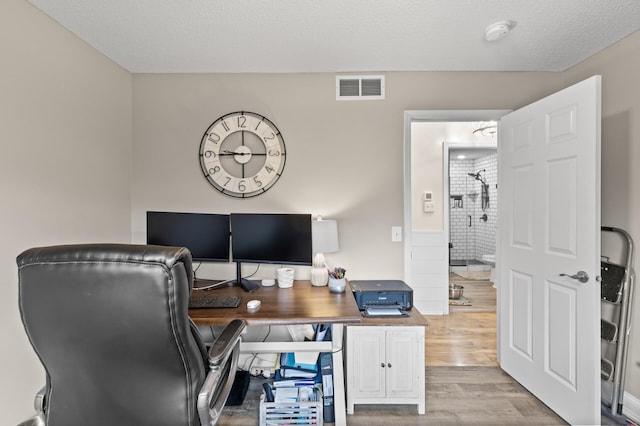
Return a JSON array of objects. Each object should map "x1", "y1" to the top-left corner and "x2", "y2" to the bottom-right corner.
[{"x1": 277, "y1": 268, "x2": 294, "y2": 288}]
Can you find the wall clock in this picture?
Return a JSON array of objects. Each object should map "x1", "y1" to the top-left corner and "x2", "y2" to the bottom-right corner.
[{"x1": 199, "y1": 111, "x2": 286, "y2": 198}]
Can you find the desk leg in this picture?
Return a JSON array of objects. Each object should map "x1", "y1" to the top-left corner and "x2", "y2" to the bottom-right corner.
[{"x1": 332, "y1": 323, "x2": 346, "y2": 426}]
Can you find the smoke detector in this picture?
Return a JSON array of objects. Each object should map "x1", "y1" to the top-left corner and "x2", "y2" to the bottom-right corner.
[{"x1": 484, "y1": 21, "x2": 516, "y2": 42}]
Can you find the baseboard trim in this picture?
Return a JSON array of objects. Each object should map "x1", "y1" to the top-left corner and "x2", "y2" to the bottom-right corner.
[{"x1": 622, "y1": 391, "x2": 640, "y2": 424}]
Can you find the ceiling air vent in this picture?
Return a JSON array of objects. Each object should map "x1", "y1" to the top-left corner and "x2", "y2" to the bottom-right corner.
[{"x1": 336, "y1": 75, "x2": 385, "y2": 100}]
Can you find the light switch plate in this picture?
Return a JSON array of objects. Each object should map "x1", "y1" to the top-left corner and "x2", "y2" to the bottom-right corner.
[{"x1": 391, "y1": 226, "x2": 402, "y2": 242}]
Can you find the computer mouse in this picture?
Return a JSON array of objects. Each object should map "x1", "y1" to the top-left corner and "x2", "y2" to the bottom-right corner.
[{"x1": 247, "y1": 299, "x2": 261, "y2": 310}]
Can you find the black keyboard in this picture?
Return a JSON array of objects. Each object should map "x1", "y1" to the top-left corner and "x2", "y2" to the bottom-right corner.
[{"x1": 189, "y1": 295, "x2": 242, "y2": 309}]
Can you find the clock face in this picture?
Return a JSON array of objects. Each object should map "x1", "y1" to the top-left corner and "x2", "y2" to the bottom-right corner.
[{"x1": 199, "y1": 111, "x2": 286, "y2": 198}]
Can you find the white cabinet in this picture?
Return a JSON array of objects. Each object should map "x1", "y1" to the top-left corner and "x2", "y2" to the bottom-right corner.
[{"x1": 345, "y1": 325, "x2": 425, "y2": 414}]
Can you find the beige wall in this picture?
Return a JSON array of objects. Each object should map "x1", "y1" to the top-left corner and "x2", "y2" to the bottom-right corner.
[
  {"x1": 564, "y1": 30, "x2": 640, "y2": 401},
  {"x1": 130, "y1": 73, "x2": 561, "y2": 283},
  {"x1": 411, "y1": 121, "x2": 497, "y2": 231},
  {"x1": 131, "y1": 73, "x2": 408, "y2": 280},
  {"x1": 0, "y1": 1, "x2": 133, "y2": 423}
]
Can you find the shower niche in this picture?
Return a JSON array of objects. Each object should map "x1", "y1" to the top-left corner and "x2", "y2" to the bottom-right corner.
[{"x1": 448, "y1": 149, "x2": 497, "y2": 271}]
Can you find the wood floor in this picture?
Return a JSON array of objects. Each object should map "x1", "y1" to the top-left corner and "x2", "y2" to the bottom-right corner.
[
  {"x1": 348, "y1": 367, "x2": 567, "y2": 426},
  {"x1": 217, "y1": 274, "x2": 617, "y2": 425},
  {"x1": 425, "y1": 273, "x2": 497, "y2": 367},
  {"x1": 218, "y1": 366, "x2": 568, "y2": 426}
]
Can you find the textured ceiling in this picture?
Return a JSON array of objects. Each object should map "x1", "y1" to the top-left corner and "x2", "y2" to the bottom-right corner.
[{"x1": 28, "y1": 0, "x2": 640, "y2": 73}]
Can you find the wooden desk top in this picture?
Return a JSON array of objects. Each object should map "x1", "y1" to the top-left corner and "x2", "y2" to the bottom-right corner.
[{"x1": 189, "y1": 280, "x2": 363, "y2": 326}]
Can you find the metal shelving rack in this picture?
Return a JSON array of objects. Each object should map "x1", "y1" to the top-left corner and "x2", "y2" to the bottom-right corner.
[{"x1": 601, "y1": 226, "x2": 635, "y2": 417}]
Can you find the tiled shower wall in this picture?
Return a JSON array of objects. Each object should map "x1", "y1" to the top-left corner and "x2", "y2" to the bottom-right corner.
[
  {"x1": 449, "y1": 159, "x2": 474, "y2": 261},
  {"x1": 474, "y1": 153, "x2": 497, "y2": 258},
  {"x1": 449, "y1": 152, "x2": 497, "y2": 262}
]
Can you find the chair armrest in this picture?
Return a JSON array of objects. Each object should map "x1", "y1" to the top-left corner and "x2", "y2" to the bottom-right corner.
[
  {"x1": 34, "y1": 386, "x2": 46, "y2": 413},
  {"x1": 207, "y1": 319, "x2": 246, "y2": 368},
  {"x1": 197, "y1": 319, "x2": 246, "y2": 426}
]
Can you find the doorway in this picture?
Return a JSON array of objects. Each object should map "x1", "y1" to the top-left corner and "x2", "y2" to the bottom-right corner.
[
  {"x1": 403, "y1": 113, "x2": 506, "y2": 368},
  {"x1": 402, "y1": 112, "x2": 507, "y2": 317},
  {"x1": 404, "y1": 114, "x2": 504, "y2": 365}
]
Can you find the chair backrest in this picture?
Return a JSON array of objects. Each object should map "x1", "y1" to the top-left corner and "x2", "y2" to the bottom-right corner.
[{"x1": 17, "y1": 244, "x2": 209, "y2": 426}]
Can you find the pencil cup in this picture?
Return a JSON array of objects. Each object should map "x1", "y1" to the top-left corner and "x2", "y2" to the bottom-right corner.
[
  {"x1": 277, "y1": 268, "x2": 294, "y2": 288},
  {"x1": 328, "y1": 277, "x2": 346, "y2": 293}
]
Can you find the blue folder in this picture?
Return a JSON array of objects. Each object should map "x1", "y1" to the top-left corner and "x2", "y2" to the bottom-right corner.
[{"x1": 279, "y1": 352, "x2": 318, "y2": 372}]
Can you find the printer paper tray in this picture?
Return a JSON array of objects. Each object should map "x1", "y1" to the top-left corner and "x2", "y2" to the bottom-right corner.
[{"x1": 361, "y1": 306, "x2": 408, "y2": 318}]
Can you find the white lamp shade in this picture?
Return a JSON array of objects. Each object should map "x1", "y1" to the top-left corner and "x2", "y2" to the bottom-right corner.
[{"x1": 312, "y1": 219, "x2": 339, "y2": 254}]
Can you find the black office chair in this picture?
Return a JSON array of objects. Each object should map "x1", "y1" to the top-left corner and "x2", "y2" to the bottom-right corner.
[{"x1": 16, "y1": 244, "x2": 245, "y2": 426}]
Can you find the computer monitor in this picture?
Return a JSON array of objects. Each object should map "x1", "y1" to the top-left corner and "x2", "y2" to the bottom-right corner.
[
  {"x1": 230, "y1": 213, "x2": 312, "y2": 291},
  {"x1": 146, "y1": 211, "x2": 230, "y2": 262}
]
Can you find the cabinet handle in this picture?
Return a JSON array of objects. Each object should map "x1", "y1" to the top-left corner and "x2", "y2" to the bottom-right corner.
[
  {"x1": 380, "y1": 363, "x2": 385, "y2": 368},
  {"x1": 387, "y1": 363, "x2": 392, "y2": 368}
]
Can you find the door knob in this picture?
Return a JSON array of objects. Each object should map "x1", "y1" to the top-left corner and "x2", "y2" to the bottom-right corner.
[{"x1": 559, "y1": 270, "x2": 589, "y2": 283}]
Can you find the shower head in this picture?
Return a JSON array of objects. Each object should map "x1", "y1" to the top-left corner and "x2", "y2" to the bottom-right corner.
[{"x1": 468, "y1": 170, "x2": 487, "y2": 184}]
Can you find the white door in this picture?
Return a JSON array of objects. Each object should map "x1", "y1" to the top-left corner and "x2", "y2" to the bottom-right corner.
[{"x1": 498, "y1": 76, "x2": 601, "y2": 425}]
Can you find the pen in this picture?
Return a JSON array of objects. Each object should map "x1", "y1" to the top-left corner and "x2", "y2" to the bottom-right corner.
[{"x1": 328, "y1": 267, "x2": 346, "y2": 279}]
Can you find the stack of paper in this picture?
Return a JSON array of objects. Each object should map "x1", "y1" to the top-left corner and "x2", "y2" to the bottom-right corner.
[
  {"x1": 274, "y1": 387, "x2": 299, "y2": 403},
  {"x1": 273, "y1": 385, "x2": 320, "y2": 403},
  {"x1": 364, "y1": 306, "x2": 407, "y2": 317},
  {"x1": 273, "y1": 379, "x2": 315, "y2": 388},
  {"x1": 278, "y1": 352, "x2": 319, "y2": 379}
]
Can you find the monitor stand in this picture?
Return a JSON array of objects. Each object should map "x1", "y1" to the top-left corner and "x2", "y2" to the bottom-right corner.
[{"x1": 234, "y1": 262, "x2": 260, "y2": 292}]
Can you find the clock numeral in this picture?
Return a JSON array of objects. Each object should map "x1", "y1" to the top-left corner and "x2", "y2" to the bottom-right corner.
[
  {"x1": 223, "y1": 176, "x2": 231, "y2": 187},
  {"x1": 253, "y1": 176, "x2": 263, "y2": 187},
  {"x1": 254, "y1": 120, "x2": 262, "y2": 131},
  {"x1": 208, "y1": 166, "x2": 220, "y2": 175},
  {"x1": 237, "y1": 115, "x2": 247, "y2": 128},
  {"x1": 263, "y1": 132, "x2": 275, "y2": 142},
  {"x1": 204, "y1": 150, "x2": 217, "y2": 158},
  {"x1": 265, "y1": 165, "x2": 275, "y2": 174},
  {"x1": 268, "y1": 150, "x2": 280, "y2": 157},
  {"x1": 221, "y1": 121, "x2": 231, "y2": 132},
  {"x1": 208, "y1": 133, "x2": 221, "y2": 143},
  {"x1": 238, "y1": 180, "x2": 247, "y2": 192}
]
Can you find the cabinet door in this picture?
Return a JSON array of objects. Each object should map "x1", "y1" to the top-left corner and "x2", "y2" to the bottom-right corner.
[
  {"x1": 385, "y1": 330, "x2": 420, "y2": 398},
  {"x1": 351, "y1": 328, "x2": 386, "y2": 398}
]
